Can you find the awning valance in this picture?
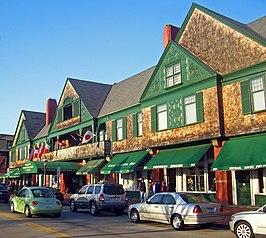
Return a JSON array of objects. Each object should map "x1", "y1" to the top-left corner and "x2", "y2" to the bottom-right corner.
[
  {"x1": 20, "y1": 161, "x2": 82, "y2": 174},
  {"x1": 100, "y1": 151, "x2": 148, "y2": 174},
  {"x1": 76, "y1": 159, "x2": 105, "y2": 175},
  {"x1": 211, "y1": 134, "x2": 266, "y2": 171},
  {"x1": 0, "y1": 168, "x2": 21, "y2": 178},
  {"x1": 144, "y1": 144, "x2": 211, "y2": 170}
]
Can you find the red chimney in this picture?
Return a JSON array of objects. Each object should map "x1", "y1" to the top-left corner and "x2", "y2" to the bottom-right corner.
[
  {"x1": 46, "y1": 98, "x2": 57, "y2": 126},
  {"x1": 163, "y1": 24, "x2": 180, "y2": 49}
]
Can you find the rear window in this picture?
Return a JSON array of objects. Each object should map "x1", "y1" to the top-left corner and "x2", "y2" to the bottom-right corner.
[
  {"x1": 181, "y1": 193, "x2": 210, "y2": 204},
  {"x1": 103, "y1": 184, "x2": 125, "y2": 195},
  {"x1": 32, "y1": 189, "x2": 54, "y2": 198}
]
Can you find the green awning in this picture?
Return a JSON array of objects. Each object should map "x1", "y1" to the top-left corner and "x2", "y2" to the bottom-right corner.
[
  {"x1": 20, "y1": 161, "x2": 82, "y2": 174},
  {"x1": 211, "y1": 134, "x2": 266, "y2": 171},
  {"x1": 76, "y1": 159, "x2": 105, "y2": 175},
  {"x1": 144, "y1": 144, "x2": 211, "y2": 170},
  {"x1": 0, "y1": 168, "x2": 21, "y2": 179},
  {"x1": 100, "y1": 151, "x2": 148, "y2": 174}
]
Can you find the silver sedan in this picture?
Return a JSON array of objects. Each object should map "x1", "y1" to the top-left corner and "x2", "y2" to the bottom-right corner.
[
  {"x1": 229, "y1": 204, "x2": 266, "y2": 238},
  {"x1": 128, "y1": 192, "x2": 223, "y2": 230}
]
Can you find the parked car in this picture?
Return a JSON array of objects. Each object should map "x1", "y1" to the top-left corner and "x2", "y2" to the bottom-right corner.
[
  {"x1": 229, "y1": 204, "x2": 266, "y2": 238},
  {"x1": 128, "y1": 192, "x2": 223, "y2": 230},
  {"x1": 0, "y1": 184, "x2": 10, "y2": 203},
  {"x1": 48, "y1": 187, "x2": 64, "y2": 203},
  {"x1": 69, "y1": 183, "x2": 128, "y2": 216},
  {"x1": 9, "y1": 187, "x2": 62, "y2": 218}
]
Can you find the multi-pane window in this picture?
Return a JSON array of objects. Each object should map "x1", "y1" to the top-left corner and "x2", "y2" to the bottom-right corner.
[
  {"x1": 116, "y1": 119, "x2": 123, "y2": 140},
  {"x1": 251, "y1": 77, "x2": 265, "y2": 112},
  {"x1": 184, "y1": 95, "x2": 197, "y2": 124},
  {"x1": 63, "y1": 104, "x2": 73, "y2": 121},
  {"x1": 157, "y1": 104, "x2": 168, "y2": 131},
  {"x1": 137, "y1": 113, "x2": 143, "y2": 136},
  {"x1": 165, "y1": 62, "x2": 181, "y2": 88}
]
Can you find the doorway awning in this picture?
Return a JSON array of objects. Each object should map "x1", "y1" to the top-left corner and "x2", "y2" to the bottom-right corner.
[
  {"x1": 76, "y1": 159, "x2": 106, "y2": 175},
  {"x1": 211, "y1": 134, "x2": 266, "y2": 171},
  {"x1": 0, "y1": 168, "x2": 21, "y2": 178},
  {"x1": 100, "y1": 150, "x2": 148, "y2": 174},
  {"x1": 20, "y1": 161, "x2": 82, "y2": 174},
  {"x1": 144, "y1": 144, "x2": 211, "y2": 170}
]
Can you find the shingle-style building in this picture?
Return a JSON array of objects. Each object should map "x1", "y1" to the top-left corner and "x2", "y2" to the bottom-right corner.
[
  {"x1": 8, "y1": 3, "x2": 266, "y2": 205},
  {"x1": 0, "y1": 134, "x2": 13, "y2": 179}
]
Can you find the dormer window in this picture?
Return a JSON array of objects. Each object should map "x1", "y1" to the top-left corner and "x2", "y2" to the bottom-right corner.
[
  {"x1": 165, "y1": 62, "x2": 181, "y2": 88},
  {"x1": 64, "y1": 103, "x2": 73, "y2": 121}
]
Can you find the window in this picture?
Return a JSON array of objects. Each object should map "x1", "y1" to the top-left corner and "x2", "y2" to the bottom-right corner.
[
  {"x1": 241, "y1": 76, "x2": 266, "y2": 114},
  {"x1": 64, "y1": 104, "x2": 73, "y2": 121},
  {"x1": 137, "y1": 113, "x2": 143, "y2": 136},
  {"x1": 57, "y1": 98, "x2": 80, "y2": 123},
  {"x1": 87, "y1": 185, "x2": 94, "y2": 194},
  {"x1": 165, "y1": 62, "x2": 182, "y2": 88},
  {"x1": 184, "y1": 95, "x2": 197, "y2": 124},
  {"x1": 251, "y1": 77, "x2": 265, "y2": 112},
  {"x1": 116, "y1": 119, "x2": 123, "y2": 140},
  {"x1": 157, "y1": 104, "x2": 168, "y2": 131}
]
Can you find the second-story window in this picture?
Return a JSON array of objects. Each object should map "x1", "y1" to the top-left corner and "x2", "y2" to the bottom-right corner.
[
  {"x1": 184, "y1": 95, "x2": 197, "y2": 124},
  {"x1": 137, "y1": 113, "x2": 143, "y2": 136},
  {"x1": 251, "y1": 77, "x2": 265, "y2": 112},
  {"x1": 165, "y1": 62, "x2": 182, "y2": 88},
  {"x1": 116, "y1": 119, "x2": 123, "y2": 140},
  {"x1": 157, "y1": 104, "x2": 168, "y2": 131},
  {"x1": 64, "y1": 104, "x2": 73, "y2": 121}
]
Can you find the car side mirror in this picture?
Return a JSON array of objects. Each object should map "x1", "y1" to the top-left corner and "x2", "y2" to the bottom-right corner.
[{"x1": 263, "y1": 207, "x2": 266, "y2": 213}]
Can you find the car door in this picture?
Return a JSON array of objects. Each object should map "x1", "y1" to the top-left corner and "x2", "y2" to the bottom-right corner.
[
  {"x1": 159, "y1": 194, "x2": 176, "y2": 223},
  {"x1": 143, "y1": 194, "x2": 164, "y2": 221},
  {"x1": 14, "y1": 189, "x2": 27, "y2": 213},
  {"x1": 76, "y1": 186, "x2": 89, "y2": 208},
  {"x1": 85, "y1": 185, "x2": 94, "y2": 204},
  {"x1": 255, "y1": 206, "x2": 266, "y2": 234}
]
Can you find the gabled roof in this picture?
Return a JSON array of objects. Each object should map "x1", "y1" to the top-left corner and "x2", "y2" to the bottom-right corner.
[
  {"x1": 99, "y1": 66, "x2": 155, "y2": 117},
  {"x1": 68, "y1": 78, "x2": 112, "y2": 118},
  {"x1": 248, "y1": 16, "x2": 266, "y2": 39},
  {"x1": 176, "y1": 3, "x2": 266, "y2": 46},
  {"x1": 34, "y1": 124, "x2": 50, "y2": 140},
  {"x1": 22, "y1": 110, "x2": 46, "y2": 140}
]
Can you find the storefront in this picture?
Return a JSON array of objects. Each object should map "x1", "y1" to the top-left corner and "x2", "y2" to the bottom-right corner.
[
  {"x1": 212, "y1": 134, "x2": 266, "y2": 206},
  {"x1": 100, "y1": 150, "x2": 150, "y2": 190}
]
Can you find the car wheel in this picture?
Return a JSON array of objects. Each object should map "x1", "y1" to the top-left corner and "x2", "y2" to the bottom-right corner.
[
  {"x1": 54, "y1": 213, "x2": 61, "y2": 218},
  {"x1": 70, "y1": 200, "x2": 77, "y2": 212},
  {"x1": 10, "y1": 202, "x2": 15, "y2": 213},
  {"x1": 130, "y1": 209, "x2": 140, "y2": 223},
  {"x1": 171, "y1": 214, "x2": 184, "y2": 230},
  {"x1": 235, "y1": 221, "x2": 254, "y2": 238},
  {"x1": 90, "y1": 202, "x2": 99, "y2": 216},
  {"x1": 24, "y1": 205, "x2": 32, "y2": 218}
]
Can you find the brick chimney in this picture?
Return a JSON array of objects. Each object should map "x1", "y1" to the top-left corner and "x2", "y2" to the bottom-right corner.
[
  {"x1": 163, "y1": 24, "x2": 180, "y2": 48},
  {"x1": 46, "y1": 98, "x2": 57, "y2": 126}
]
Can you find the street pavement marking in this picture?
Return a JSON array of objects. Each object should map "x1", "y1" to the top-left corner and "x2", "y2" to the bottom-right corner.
[{"x1": 0, "y1": 211, "x2": 70, "y2": 237}]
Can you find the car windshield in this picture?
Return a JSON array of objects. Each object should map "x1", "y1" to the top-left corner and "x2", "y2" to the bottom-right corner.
[
  {"x1": 104, "y1": 185, "x2": 124, "y2": 195},
  {"x1": 32, "y1": 189, "x2": 54, "y2": 198},
  {"x1": 181, "y1": 193, "x2": 211, "y2": 203}
]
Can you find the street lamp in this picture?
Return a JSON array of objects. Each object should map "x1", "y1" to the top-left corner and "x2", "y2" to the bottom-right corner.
[{"x1": 43, "y1": 158, "x2": 48, "y2": 187}]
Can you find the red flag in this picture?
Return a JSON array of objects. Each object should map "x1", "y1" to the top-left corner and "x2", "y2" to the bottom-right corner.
[
  {"x1": 57, "y1": 139, "x2": 66, "y2": 147},
  {"x1": 82, "y1": 130, "x2": 95, "y2": 144},
  {"x1": 34, "y1": 147, "x2": 39, "y2": 158},
  {"x1": 28, "y1": 148, "x2": 34, "y2": 160},
  {"x1": 38, "y1": 145, "x2": 44, "y2": 158}
]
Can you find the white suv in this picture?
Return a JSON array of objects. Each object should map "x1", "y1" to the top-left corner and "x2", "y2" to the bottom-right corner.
[{"x1": 69, "y1": 183, "x2": 128, "y2": 216}]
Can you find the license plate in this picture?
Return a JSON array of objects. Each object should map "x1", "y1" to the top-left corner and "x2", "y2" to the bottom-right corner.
[{"x1": 207, "y1": 207, "x2": 216, "y2": 213}]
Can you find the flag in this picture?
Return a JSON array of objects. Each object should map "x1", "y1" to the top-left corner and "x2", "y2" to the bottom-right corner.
[
  {"x1": 70, "y1": 133, "x2": 82, "y2": 142},
  {"x1": 34, "y1": 146, "x2": 39, "y2": 158},
  {"x1": 28, "y1": 148, "x2": 34, "y2": 160},
  {"x1": 38, "y1": 145, "x2": 44, "y2": 158},
  {"x1": 57, "y1": 139, "x2": 66, "y2": 147},
  {"x1": 82, "y1": 130, "x2": 95, "y2": 144},
  {"x1": 43, "y1": 142, "x2": 51, "y2": 153}
]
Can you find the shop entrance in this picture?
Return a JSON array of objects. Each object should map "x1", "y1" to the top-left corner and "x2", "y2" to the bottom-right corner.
[{"x1": 236, "y1": 170, "x2": 251, "y2": 205}]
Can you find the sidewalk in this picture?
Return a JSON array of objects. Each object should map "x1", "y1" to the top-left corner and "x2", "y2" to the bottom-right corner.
[{"x1": 62, "y1": 193, "x2": 257, "y2": 227}]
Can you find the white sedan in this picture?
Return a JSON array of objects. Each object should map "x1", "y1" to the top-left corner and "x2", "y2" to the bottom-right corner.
[
  {"x1": 229, "y1": 204, "x2": 266, "y2": 238},
  {"x1": 128, "y1": 192, "x2": 223, "y2": 230}
]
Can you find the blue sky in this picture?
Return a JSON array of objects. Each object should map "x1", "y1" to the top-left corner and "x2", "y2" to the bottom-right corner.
[{"x1": 0, "y1": 0, "x2": 265, "y2": 135}]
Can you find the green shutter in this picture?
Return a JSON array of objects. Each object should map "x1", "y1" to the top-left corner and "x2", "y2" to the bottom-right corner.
[
  {"x1": 112, "y1": 120, "x2": 117, "y2": 142},
  {"x1": 196, "y1": 92, "x2": 204, "y2": 123},
  {"x1": 151, "y1": 106, "x2": 157, "y2": 132},
  {"x1": 132, "y1": 114, "x2": 138, "y2": 138},
  {"x1": 57, "y1": 107, "x2": 63, "y2": 123},
  {"x1": 73, "y1": 99, "x2": 80, "y2": 117},
  {"x1": 122, "y1": 117, "x2": 127, "y2": 140},
  {"x1": 240, "y1": 80, "x2": 252, "y2": 114}
]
